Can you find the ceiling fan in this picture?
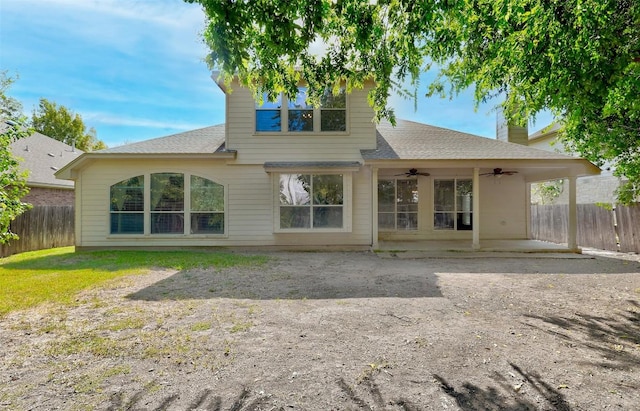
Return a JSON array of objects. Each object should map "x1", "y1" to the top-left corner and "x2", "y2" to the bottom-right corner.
[
  {"x1": 480, "y1": 168, "x2": 518, "y2": 176},
  {"x1": 395, "y1": 168, "x2": 430, "y2": 177}
]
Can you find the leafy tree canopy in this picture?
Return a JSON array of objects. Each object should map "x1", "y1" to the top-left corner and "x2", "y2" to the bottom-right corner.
[
  {"x1": 31, "y1": 98, "x2": 106, "y2": 152},
  {"x1": 1, "y1": 71, "x2": 24, "y2": 121},
  {"x1": 188, "y1": 0, "x2": 640, "y2": 202},
  {"x1": 1, "y1": 72, "x2": 31, "y2": 244}
]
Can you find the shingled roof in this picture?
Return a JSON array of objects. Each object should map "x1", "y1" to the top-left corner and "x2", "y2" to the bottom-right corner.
[
  {"x1": 8, "y1": 130, "x2": 82, "y2": 189},
  {"x1": 362, "y1": 119, "x2": 576, "y2": 161},
  {"x1": 99, "y1": 124, "x2": 227, "y2": 154}
]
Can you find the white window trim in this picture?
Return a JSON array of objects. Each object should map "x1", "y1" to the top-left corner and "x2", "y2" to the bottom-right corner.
[
  {"x1": 254, "y1": 87, "x2": 349, "y2": 135},
  {"x1": 378, "y1": 177, "x2": 419, "y2": 232},
  {"x1": 272, "y1": 172, "x2": 352, "y2": 233},
  {"x1": 433, "y1": 177, "x2": 474, "y2": 231},
  {"x1": 108, "y1": 172, "x2": 228, "y2": 238}
]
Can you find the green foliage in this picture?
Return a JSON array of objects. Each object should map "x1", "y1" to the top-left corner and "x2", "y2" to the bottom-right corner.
[
  {"x1": 1, "y1": 72, "x2": 32, "y2": 244},
  {"x1": 31, "y1": 98, "x2": 106, "y2": 151},
  {"x1": 533, "y1": 179, "x2": 564, "y2": 205},
  {"x1": 0, "y1": 247, "x2": 269, "y2": 316},
  {"x1": 188, "y1": 0, "x2": 640, "y2": 203},
  {"x1": 0, "y1": 71, "x2": 24, "y2": 120},
  {"x1": 595, "y1": 202, "x2": 614, "y2": 211}
]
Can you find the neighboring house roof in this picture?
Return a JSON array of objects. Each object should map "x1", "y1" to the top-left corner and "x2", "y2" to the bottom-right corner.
[
  {"x1": 363, "y1": 120, "x2": 576, "y2": 161},
  {"x1": 98, "y1": 124, "x2": 227, "y2": 154},
  {"x1": 528, "y1": 122, "x2": 561, "y2": 142},
  {"x1": 7, "y1": 128, "x2": 83, "y2": 189}
]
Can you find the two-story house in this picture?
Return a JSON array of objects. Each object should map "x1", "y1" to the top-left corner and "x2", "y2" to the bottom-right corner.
[{"x1": 56, "y1": 76, "x2": 599, "y2": 251}]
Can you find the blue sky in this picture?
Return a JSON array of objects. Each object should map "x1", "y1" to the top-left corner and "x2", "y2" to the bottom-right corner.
[{"x1": 1, "y1": 0, "x2": 552, "y2": 148}]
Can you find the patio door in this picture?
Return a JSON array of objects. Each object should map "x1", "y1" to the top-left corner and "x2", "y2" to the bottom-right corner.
[{"x1": 378, "y1": 178, "x2": 419, "y2": 231}]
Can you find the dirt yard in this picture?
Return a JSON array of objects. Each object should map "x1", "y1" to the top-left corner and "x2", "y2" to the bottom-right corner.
[{"x1": 1, "y1": 250, "x2": 639, "y2": 410}]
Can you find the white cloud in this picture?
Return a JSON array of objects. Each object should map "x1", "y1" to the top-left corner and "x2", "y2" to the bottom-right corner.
[
  {"x1": 83, "y1": 111, "x2": 208, "y2": 131},
  {"x1": 8, "y1": 0, "x2": 204, "y2": 28}
]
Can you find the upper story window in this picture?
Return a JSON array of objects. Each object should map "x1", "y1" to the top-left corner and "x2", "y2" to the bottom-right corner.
[
  {"x1": 255, "y1": 93, "x2": 282, "y2": 132},
  {"x1": 288, "y1": 87, "x2": 314, "y2": 132},
  {"x1": 255, "y1": 87, "x2": 346, "y2": 133},
  {"x1": 320, "y1": 88, "x2": 346, "y2": 131}
]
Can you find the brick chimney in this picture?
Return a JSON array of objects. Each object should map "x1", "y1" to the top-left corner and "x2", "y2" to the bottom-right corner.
[{"x1": 496, "y1": 108, "x2": 528, "y2": 145}]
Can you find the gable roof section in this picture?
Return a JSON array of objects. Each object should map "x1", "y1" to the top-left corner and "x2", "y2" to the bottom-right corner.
[
  {"x1": 98, "y1": 124, "x2": 228, "y2": 154},
  {"x1": 55, "y1": 124, "x2": 234, "y2": 180},
  {"x1": 363, "y1": 120, "x2": 575, "y2": 161},
  {"x1": 8, "y1": 129, "x2": 83, "y2": 189}
]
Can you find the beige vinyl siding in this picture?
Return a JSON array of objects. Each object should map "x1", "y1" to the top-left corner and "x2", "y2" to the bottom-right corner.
[
  {"x1": 75, "y1": 159, "x2": 373, "y2": 248},
  {"x1": 226, "y1": 83, "x2": 376, "y2": 164},
  {"x1": 478, "y1": 175, "x2": 528, "y2": 239}
]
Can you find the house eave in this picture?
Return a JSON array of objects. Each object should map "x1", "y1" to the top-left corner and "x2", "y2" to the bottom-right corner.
[
  {"x1": 264, "y1": 161, "x2": 362, "y2": 173},
  {"x1": 363, "y1": 158, "x2": 600, "y2": 180},
  {"x1": 27, "y1": 182, "x2": 75, "y2": 190},
  {"x1": 55, "y1": 151, "x2": 237, "y2": 181}
]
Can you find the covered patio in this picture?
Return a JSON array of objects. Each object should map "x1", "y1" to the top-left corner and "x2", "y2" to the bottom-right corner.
[{"x1": 376, "y1": 239, "x2": 575, "y2": 253}]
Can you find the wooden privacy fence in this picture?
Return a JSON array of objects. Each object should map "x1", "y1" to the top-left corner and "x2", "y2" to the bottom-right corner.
[
  {"x1": 531, "y1": 203, "x2": 640, "y2": 253},
  {"x1": 0, "y1": 205, "x2": 74, "y2": 258}
]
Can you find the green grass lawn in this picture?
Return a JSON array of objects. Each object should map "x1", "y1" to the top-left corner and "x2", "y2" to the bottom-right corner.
[{"x1": 0, "y1": 247, "x2": 268, "y2": 317}]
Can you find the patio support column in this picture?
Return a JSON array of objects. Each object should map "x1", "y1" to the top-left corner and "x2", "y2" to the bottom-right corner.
[
  {"x1": 472, "y1": 167, "x2": 480, "y2": 250},
  {"x1": 372, "y1": 166, "x2": 379, "y2": 249},
  {"x1": 568, "y1": 176, "x2": 578, "y2": 251}
]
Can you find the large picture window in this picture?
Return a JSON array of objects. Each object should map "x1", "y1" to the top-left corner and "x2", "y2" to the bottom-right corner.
[
  {"x1": 279, "y1": 174, "x2": 344, "y2": 229},
  {"x1": 378, "y1": 179, "x2": 419, "y2": 231},
  {"x1": 109, "y1": 173, "x2": 225, "y2": 235},
  {"x1": 434, "y1": 179, "x2": 473, "y2": 230}
]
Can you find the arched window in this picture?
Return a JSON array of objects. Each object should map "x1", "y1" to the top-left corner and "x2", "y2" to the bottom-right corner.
[
  {"x1": 190, "y1": 175, "x2": 224, "y2": 234},
  {"x1": 109, "y1": 173, "x2": 225, "y2": 236},
  {"x1": 151, "y1": 173, "x2": 184, "y2": 234},
  {"x1": 110, "y1": 176, "x2": 144, "y2": 234}
]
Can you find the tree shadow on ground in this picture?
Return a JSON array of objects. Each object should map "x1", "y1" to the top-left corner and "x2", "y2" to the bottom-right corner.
[
  {"x1": 127, "y1": 258, "x2": 443, "y2": 301},
  {"x1": 523, "y1": 299, "x2": 640, "y2": 371},
  {"x1": 435, "y1": 362, "x2": 571, "y2": 411}
]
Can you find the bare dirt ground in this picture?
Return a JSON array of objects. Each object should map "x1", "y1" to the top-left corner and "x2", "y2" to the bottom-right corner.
[{"x1": 1, "y1": 249, "x2": 639, "y2": 410}]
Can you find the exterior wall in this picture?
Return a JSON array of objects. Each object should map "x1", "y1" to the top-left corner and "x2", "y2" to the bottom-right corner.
[
  {"x1": 225, "y1": 82, "x2": 376, "y2": 164},
  {"x1": 377, "y1": 168, "x2": 528, "y2": 241},
  {"x1": 75, "y1": 158, "x2": 373, "y2": 248},
  {"x1": 23, "y1": 187, "x2": 75, "y2": 206}
]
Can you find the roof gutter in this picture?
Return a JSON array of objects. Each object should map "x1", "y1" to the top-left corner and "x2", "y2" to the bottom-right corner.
[{"x1": 55, "y1": 151, "x2": 237, "y2": 181}]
